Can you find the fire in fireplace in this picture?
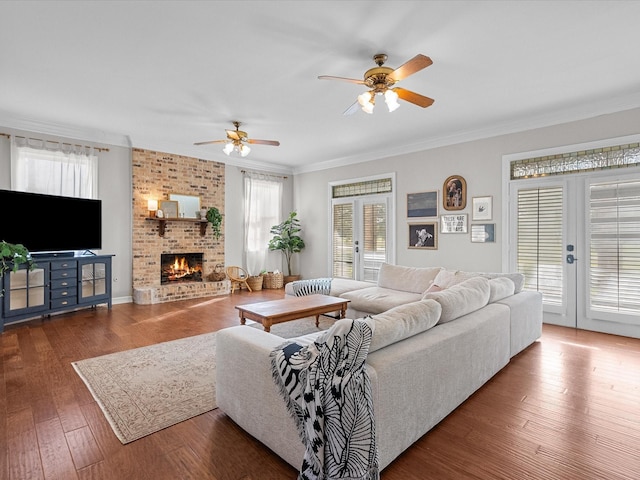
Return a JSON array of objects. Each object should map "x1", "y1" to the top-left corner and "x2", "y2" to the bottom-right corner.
[{"x1": 161, "y1": 253, "x2": 203, "y2": 284}]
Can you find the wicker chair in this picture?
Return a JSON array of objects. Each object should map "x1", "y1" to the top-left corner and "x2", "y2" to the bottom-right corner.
[{"x1": 226, "y1": 266, "x2": 251, "y2": 293}]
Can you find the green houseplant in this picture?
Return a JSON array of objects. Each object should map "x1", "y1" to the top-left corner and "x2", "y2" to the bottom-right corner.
[
  {"x1": 1, "y1": 241, "x2": 34, "y2": 277},
  {"x1": 268, "y1": 211, "x2": 305, "y2": 279},
  {"x1": 205, "y1": 207, "x2": 223, "y2": 240},
  {"x1": 1, "y1": 241, "x2": 35, "y2": 296}
]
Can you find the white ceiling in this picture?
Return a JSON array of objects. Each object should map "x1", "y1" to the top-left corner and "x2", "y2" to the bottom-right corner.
[{"x1": 2, "y1": 1, "x2": 640, "y2": 174}]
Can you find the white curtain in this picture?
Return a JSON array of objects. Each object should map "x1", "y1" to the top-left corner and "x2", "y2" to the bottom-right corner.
[
  {"x1": 243, "y1": 173, "x2": 283, "y2": 275},
  {"x1": 11, "y1": 139, "x2": 98, "y2": 199}
]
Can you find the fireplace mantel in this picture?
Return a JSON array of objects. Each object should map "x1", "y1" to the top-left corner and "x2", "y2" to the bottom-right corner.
[{"x1": 146, "y1": 217, "x2": 208, "y2": 237}]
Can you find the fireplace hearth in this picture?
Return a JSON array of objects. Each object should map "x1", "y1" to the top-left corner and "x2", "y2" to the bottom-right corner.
[{"x1": 161, "y1": 253, "x2": 203, "y2": 284}]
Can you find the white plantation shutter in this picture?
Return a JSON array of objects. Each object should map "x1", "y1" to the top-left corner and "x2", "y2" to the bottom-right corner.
[
  {"x1": 517, "y1": 186, "x2": 564, "y2": 305},
  {"x1": 362, "y1": 202, "x2": 386, "y2": 282},
  {"x1": 589, "y1": 180, "x2": 640, "y2": 314},
  {"x1": 332, "y1": 202, "x2": 353, "y2": 278}
]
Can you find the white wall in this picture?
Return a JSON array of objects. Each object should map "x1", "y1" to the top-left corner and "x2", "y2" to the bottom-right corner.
[
  {"x1": 293, "y1": 107, "x2": 640, "y2": 279},
  {"x1": 4, "y1": 106, "x2": 640, "y2": 296},
  {"x1": 0, "y1": 128, "x2": 133, "y2": 302}
]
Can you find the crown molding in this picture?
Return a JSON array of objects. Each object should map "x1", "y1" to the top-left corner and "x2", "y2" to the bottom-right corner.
[{"x1": 0, "y1": 111, "x2": 131, "y2": 148}]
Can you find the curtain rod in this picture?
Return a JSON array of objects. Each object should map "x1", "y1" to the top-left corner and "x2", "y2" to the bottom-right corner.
[
  {"x1": 5, "y1": 134, "x2": 110, "y2": 152},
  {"x1": 241, "y1": 169, "x2": 288, "y2": 179}
]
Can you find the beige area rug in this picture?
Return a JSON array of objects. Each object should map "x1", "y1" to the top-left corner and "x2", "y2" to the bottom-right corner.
[{"x1": 72, "y1": 315, "x2": 335, "y2": 444}]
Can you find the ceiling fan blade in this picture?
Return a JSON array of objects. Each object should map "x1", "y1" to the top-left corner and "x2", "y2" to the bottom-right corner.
[
  {"x1": 193, "y1": 139, "x2": 227, "y2": 146},
  {"x1": 342, "y1": 100, "x2": 360, "y2": 116},
  {"x1": 394, "y1": 87, "x2": 434, "y2": 108},
  {"x1": 247, "y1": 139, "x2": 280, "y2": 146},
  {"x1": 226, "y1": 129, "x2": 241, "y2": 141},
  {"x1": 318, "y1": 75, "x2": 366, "y2": 85},
  {"x1": 391, "y1": 54, "x2": 433, "y2": 81}
]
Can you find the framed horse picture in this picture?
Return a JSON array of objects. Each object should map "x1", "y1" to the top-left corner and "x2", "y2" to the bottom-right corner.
[{"x1": 409, "y1": 222, "x2": 437, "y2": 250}]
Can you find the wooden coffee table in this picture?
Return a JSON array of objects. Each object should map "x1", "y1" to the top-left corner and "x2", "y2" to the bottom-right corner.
[{"x1": 235, "y1": 294, "x2": 350, "y2": 333}]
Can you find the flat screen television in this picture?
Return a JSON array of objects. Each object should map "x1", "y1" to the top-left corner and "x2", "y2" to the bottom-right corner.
[{"x1": 0, "y1": 189, "x2": 102, "y2": 255}]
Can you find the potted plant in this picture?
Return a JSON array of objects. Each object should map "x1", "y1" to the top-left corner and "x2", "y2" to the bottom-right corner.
[
  {"x1": 1, "y1": 241, "x2": 35, "y2": 296},
  {"x1": 205, "y1": 207, "x2": 223, "y2": 240},
  {"x1": 268, "y1": 211, "x2": 305, "y2": 283}
]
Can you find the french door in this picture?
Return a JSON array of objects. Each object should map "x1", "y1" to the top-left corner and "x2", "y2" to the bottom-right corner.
[
  {"x1": 332, "y1": 195, "x2": 393, "y2": 282},
  {"x1": 509, "y1": 170, "x2": 640, "y2": 338}
]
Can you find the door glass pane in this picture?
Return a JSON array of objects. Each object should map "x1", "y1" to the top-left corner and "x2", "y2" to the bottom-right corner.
[
  {"x1": 28, "y1": 287, "x2": 45, "y2": 307},
  {"x1": 82, "y1": 282, "x2": 94, "y2": 297},
  {"x1": 517, "y1": 186, "x2": 564, "y2": 305},
  {"x1": 332, "y1": 203, "x2": 353, "y2": 278},
  {"x1": 82, "y1": 263, "x2": 95, "y2": 280},
  {"x1": 10, "y1": 270, "x2": 27, "y2": 289},
  {"x1": 589, "y1": 180, "x2": 640, "y2": 315},
  {"x1": 9, "y1": 289, "x2": 27, "y2": 310},
  {"x1": 362, "y1": 202, "x2": 386, "y2": 282},
  {"x1": 94, "y1": 279, "x2": 106, "y2": 295}
]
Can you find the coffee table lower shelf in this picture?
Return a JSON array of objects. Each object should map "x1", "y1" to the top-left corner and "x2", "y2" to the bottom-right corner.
[{"x1": 235, "y1": 294, "x2": 350, "y2": 332}]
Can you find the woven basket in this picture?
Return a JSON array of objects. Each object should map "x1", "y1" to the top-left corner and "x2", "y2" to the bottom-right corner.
[
  {"x1": 207, "y1": 263, "x2": 227, "y2": 282},
  {"x1": 247, "y1": 275, "x2": 264, "y2": 291},
  {"x1": 263, "y1": 271, "x2": 284, "y2": 289}
]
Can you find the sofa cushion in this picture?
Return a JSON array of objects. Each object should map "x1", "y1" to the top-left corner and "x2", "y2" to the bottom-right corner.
[
  {"x1": 423, "y1": 276, "x2": 491, "y2": 323},
  {"x1": 433, "y1": 269, "x2": 525, "y2": 293},
  {"x1": 488, "y1": 277, "x2": 515, "y2": 303},
  {"x1": 377, "y1": 263, "x2": 442, "y2": 294},
  {"x1": 340, "y1": 286, "x2": 423, "y2": 315},
  {"x1": 368, "y1": 299, "x2": 442, "y2": 353}
]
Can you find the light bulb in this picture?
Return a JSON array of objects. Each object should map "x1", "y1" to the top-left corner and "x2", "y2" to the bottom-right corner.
[
  {"x1": 223, "y1": 142, "x2": 234, "y2": 155},
  {"x1": 240, "y1": 144, "x2": 251, "y2": 157},
  {"x1": 385, "y1": 89, "x2": 400, "y2": 112},
  {"x1": 358, "y1": 91, "x2": 374, "y2": 114}
]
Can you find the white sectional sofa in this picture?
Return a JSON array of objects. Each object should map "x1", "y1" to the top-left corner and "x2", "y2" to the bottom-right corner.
[{"x1": 216, "y1": 264, "x2": 542, "y2": 471}]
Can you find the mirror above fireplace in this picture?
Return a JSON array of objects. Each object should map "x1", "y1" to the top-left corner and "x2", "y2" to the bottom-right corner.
[{"x1": 169, "y1": 193, "x2": 201, "y2": 219}]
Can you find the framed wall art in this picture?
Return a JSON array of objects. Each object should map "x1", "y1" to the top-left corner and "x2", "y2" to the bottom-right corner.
[
  {"x1": 443, "y1": 175, "x2": 467, "y2": 210},
  {"x1": 472, "y1": 196, "x2": 493, "y2": 220},
  {"x1": 441, "y1": 214, "x2": 468, "y2": 233},
  {"x1": 407, "y1": 191, "x2": 438, "y2": 217},
  {"x1": 409, "y1": 222, "x2": 437, "y2": 249},
  {"x1": 471, "y1": 223, "x2": 496, "y2": 243},
  {"x1": 158, "y1": 200, "x2": 178, "y2": 219}
]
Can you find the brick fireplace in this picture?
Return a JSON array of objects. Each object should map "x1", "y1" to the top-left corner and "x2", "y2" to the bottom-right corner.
[{"x1": 131, "y1": 148, "x2": 229, "y2": 304}]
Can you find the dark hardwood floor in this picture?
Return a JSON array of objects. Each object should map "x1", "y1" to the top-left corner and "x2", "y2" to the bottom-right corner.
[{"x1": 1, "y1": 289, "x2": 639, "y2": 479}]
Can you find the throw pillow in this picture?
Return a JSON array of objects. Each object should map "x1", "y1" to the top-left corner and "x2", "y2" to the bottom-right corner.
[
  {"x1": 377, "y1": 263, "x2": 442, "y2": 294},
  {"x1": 488, "y1": 277, "x2": 515, "y2": 303},
  {"x1": 423, "y1": 276, "x2": 491, "y2": 324},
  {"x1": 431, "y1": 269, "x2": 475, "y2": 289},
  {"x1": 458, "y1": 271, "x2": 525, "y2": 293},
  {"x1": 368, "y1": 299, "x2": 442, "y2": 353}
]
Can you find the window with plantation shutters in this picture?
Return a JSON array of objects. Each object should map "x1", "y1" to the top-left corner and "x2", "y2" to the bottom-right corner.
[
  {"x1": 330, "y1": 175, "x2": 394, "y2": 282},
  {"x1": 516, "y1": 186, "x2": 564, "y2": 306},
  {"x1": 333, "y1": 203, "x2": 354, "y2": 278},
  {"x1": 589, "y1": 180, "x2": 640, "y2": 314}
]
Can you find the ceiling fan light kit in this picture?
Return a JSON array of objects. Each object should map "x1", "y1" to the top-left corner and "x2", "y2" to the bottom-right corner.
[
  {"x1": 319, "y1": 53, "x2": 435, "y2": 115},
  {"x1": 194, "y1": 121, "x2": 279, "y2": 157}
]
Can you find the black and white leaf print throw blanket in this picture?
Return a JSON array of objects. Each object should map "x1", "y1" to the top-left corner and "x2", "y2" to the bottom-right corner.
[{"x1": 270, "y1": 317, "x2": 379, "y2": 480}]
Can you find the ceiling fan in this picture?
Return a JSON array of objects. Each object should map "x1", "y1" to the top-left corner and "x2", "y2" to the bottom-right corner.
[
  {"x1": 194, "y1": 121, "x2": 280, "y2": 157},
  {"x1": 318, "y1": 53, "x2": 434, "y2": 115}
]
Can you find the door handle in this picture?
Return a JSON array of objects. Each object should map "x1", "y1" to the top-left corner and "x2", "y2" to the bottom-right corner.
[{"x1": 566, "y1": 254, "x2": 577, "y2": 264}]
